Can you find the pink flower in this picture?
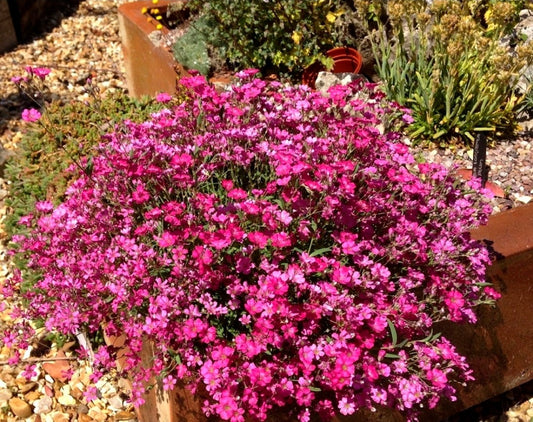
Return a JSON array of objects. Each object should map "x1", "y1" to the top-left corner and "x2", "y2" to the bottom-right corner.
[
  {"x1": 270, "y1": 232, "x2": 291, "y2": 248},
  {"x1": 132, "y1": 183, "x2": 150, "y2": 204},
  {"x1": 227, "y1": 188, "x2": 247, "y2": 201},
  {"x1": 84, "y1": 386, "x2": 99, "y2": 402},
  {"x1": 402, "y1": 113, "x2": 414, "y2": 124},
  {"x1": 247, "y1": 231, "x2": 268, "y2": 248},
  {"x1": 444, "y1": 290, "x2": 465, "y2": 312},
  {"x1": 338, "y1": 397, "x2": 356, "y2": 415},
  {"x1": 157, "y1": 232, "x2": 176, "y2": 248},
  {"x1": 156, "y1": 92, "x2": 172, "y2": 103},
  {"x1": 235, "y1": 68, "x2": 259, "y2": 79},
  {"x1": 426, "y1": 368, "x2": 448, "y2": 388},
  {"x1": 33, "y1": 67, "x2": 51, "y2": 80},
  {"x1": 21, "y1": 108, "x2": 41, "y2": 122}
]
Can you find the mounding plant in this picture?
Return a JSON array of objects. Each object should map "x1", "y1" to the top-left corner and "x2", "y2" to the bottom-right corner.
[
  {"x1": 3, "y1": 71, "x2": 499, "y2": 422},
  {"x1": 172, "y1": 0, "x2": 363, "y2": 81}
]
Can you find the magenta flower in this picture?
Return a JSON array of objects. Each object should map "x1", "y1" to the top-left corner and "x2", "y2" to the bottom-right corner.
[
  {"x1": 33, "y1": 67, "x2": 51, "y2": 80},
  {"x1": 156, "y1": 92, "x2": 172, "y2": 103},
  {"x1": 21, "y1": 108, "x2": 41, "y2": 122}
]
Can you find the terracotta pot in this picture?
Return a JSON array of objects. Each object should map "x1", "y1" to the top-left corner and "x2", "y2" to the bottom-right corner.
[
  {"x1": 302, "y1": 47, "x2": 363, "y2": 89},
  {"x1": 326, "y1": 47, "x2": 361, "y2": 60}
]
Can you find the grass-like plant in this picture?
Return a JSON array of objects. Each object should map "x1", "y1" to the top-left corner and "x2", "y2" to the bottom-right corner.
[{"x1": 369, "y1": 0, "x2": 533, "y2": 146}]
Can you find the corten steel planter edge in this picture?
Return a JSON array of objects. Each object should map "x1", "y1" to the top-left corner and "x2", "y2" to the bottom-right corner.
[
  {"x1": 415, "y1": 202, "x2": 533, "y2": 421},
  {"x1": 118, "y1": 0, "x2": 188, "y2": 98}
]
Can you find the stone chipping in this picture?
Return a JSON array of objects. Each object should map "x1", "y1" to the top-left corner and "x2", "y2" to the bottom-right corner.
[{"x1": 0, "y1": 0, "x2": 532, "y2": 421}]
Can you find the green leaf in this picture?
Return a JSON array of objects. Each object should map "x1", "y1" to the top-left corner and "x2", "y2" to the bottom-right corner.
[
  {"x1": 387, "y1": 318, "x2": 398, "y2": 347},
  {"x1": 85, "y1": 156, "x2": 94, "y2": 176},
  {"x1": 385, "y1": 353, "x2": 401, "y2": 359},
  {"x1": 309, "y1": 247, "x2": 331, "y2": 257}
]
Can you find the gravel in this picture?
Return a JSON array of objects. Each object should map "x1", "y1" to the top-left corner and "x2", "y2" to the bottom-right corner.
[{"x1": 0, "y1": 0, "x2": 532, "y2": 421}]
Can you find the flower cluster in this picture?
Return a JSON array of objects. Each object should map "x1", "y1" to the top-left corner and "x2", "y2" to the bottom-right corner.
[
  {"x1": 11, "y1": 66, "x2": 51, "y2": 122},
  {"x1": 4, "y1": 71, "x2": 498, "y2": 421}
]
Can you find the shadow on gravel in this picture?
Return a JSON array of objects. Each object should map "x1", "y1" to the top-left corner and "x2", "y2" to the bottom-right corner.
[{"x1": 7, "y1": 0, "x2": 84, "y2": 48}]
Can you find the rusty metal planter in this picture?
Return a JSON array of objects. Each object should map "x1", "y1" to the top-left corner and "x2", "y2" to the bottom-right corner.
[{"x1": 118, "y1": 0, "x2": 188, "y2": 98}]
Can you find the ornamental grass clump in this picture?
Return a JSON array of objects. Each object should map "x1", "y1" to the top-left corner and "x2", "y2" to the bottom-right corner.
[{"x1": 4, "y1": 71, "x2": 499, "y2": 421}]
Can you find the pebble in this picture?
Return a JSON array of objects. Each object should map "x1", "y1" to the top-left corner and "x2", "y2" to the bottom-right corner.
[
  {"x1": 88, "y1": 406, "x2": 109, "y2": 422},
  {"x1": 20, "y1": 381, "x2": 38, "y2": 393},
  {"x1": 8, "y1": 397, "x2": 33, "y2": 418},
  {"x1": 34, "y1": 395, "x2": 53, "y2": 414},
  {"x1": 49, "y1": 412, "x2": 70, "y2": 422},
  {"x1": 24, "y1": 390, "x2": 41, "y2": 402},
  {"x1": 113, "y1": 411, "x2": 138, "y2": 421},
  {"x1": 107, "y1": 394, "x2": 124, "y2": 410},
  {"x1": 57, "y1": 393, "x2": 77, "y2": 406},
  {"x1": 0, "y1": 388, "x2": 13, "y2": 403}
]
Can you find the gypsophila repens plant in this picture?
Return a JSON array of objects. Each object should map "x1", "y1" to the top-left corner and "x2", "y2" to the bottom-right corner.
[
  {"x1": 369, "y1": 0, "x2": 533, "y2": 146},
  {"x1": 3, "y1": 70, "x2": 500, "y2": 422}
]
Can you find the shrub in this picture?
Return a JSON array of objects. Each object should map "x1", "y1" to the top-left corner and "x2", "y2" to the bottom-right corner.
[
  {"x1": 3, "y1": 71, "x2": 499, "y2": 421},
  {"x1": 369, "y1": 0, "x2": 533, "y2": 146},
  {"x1": 182, "y1": 0, "x2": 362, "y2": 81}
]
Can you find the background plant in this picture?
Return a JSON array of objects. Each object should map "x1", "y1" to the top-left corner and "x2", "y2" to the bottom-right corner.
[
  {"x1": 368, "y1": 0, "x2": 533, "y2": 146},
  {"x1": 4, "y1": 72, "x2": 499, "y2": 422},
  {"x1": 182, "y1": 0, "x2": 362, "y2": 80},
  {"x1": 172, "y1": 14, "x2": 218, "y2": 77}
]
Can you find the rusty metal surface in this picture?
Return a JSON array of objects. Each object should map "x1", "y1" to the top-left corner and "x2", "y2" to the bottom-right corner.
[
  {"x1": 471, "y1": 202, "x2": 533, "y2": 257},
  {"x1": 118, "y1": 0, "x2": 186, "y2": 98}
]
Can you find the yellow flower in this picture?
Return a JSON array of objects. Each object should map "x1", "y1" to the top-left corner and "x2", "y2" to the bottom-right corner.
[
  {"x1": 152, "y1": 0, "x2": 159, "y2": 4},
  {"x1": 326, "y1": 10, "x2": 343, "y2": 23},
  {"x1": 156, "y1": 23, "x2": 163, "y2": 30},
  {"x1": 292, "y1": 31, "x2": 302, "y2": 45},
  {"x1": 141, "y1": 7, "x2": 147, "y2": 14}
]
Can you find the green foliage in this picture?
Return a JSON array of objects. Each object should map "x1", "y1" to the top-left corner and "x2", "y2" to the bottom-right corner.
[
  {"x1": 517, "y1": 74, "x2": 533, "y2": 119},
  {"x1": 186, "y1": 0, "x2": 356, "y2": 80},
  {"x1": 369, "y1": 0, "x2": 533, "y2": 146},
  {"x1": 4, "y1": 92, "x2": 186, "y2": 238},
  {"x1": 172, "y1": 15, "x2": 213, "y2": 76}
]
